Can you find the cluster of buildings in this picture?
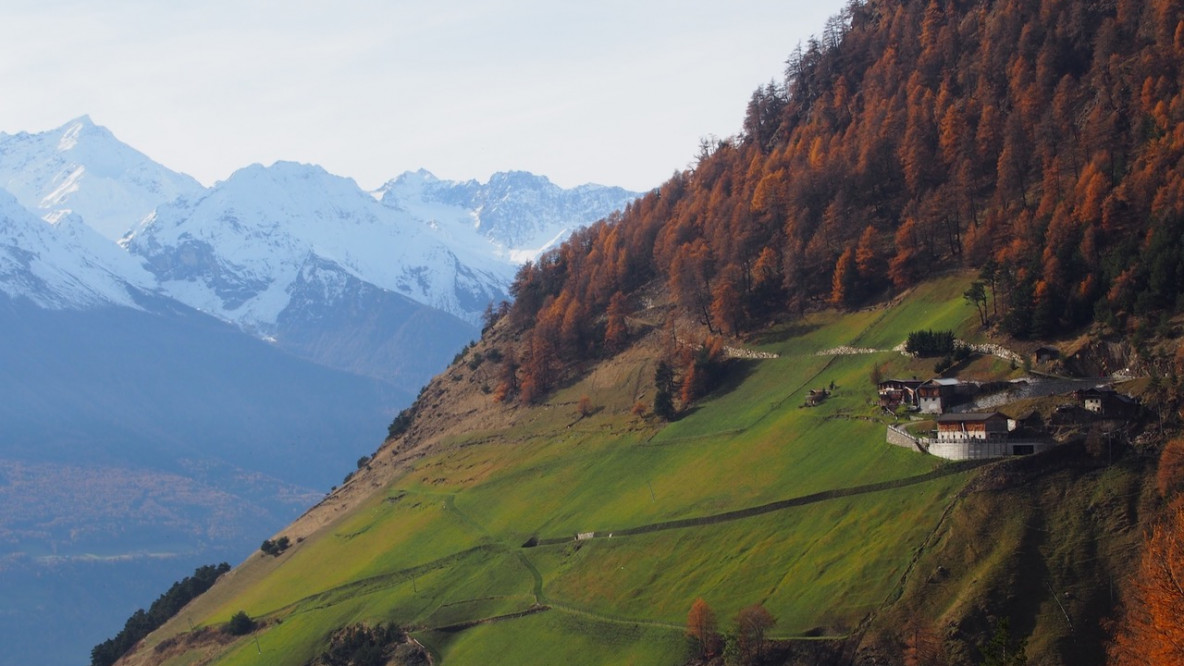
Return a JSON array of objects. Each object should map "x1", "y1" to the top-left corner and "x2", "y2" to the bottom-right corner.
[
  {"x1": 880, "y1": 376, "x2": 1139, "y2": 461},
  {"x1": 877, "y1": 377, "x2": 966, "y2": 415}
]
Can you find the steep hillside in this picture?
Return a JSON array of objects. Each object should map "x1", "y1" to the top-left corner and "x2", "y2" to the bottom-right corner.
[{"x1": 113, "y1": 276, "x2": 1152, "y2": 666}]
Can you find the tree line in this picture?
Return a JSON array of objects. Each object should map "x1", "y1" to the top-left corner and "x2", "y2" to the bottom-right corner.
[{"x1": 90, "y1": 562, "x2": 230, "y2": 666}]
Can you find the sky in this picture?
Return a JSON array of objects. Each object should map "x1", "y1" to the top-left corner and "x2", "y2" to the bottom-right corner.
[{"x1": 0, "y1": 0, "x2": 849, "y2": 193}]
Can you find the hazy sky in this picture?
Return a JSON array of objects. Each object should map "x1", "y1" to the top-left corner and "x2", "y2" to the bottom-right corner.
[{"x1": 0, "y1": 1, "x2": 848, "y2": 192}]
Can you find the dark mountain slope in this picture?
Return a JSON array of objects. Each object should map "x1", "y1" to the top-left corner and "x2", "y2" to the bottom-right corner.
[
  {"x1": 0, "y1": 295, "x2": 404, "y2": 483},
  {"x1": 0, "y1": 295, "x2": 406, "y2": 665}
]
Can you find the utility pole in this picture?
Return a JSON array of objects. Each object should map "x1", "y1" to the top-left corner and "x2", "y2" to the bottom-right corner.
[
  {"x1": 1046, "y1": 581, "x2": 1073, "y2": 631},
  {"x1": 647, "y1": 481, "x2": 656, "y2": 503}
]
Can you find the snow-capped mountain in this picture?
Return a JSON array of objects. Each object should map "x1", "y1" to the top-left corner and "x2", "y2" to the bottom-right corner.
[
  {"x1": 120, "y1": 162, "x2": 499, "y2": 389},
  {"x1": 377, "y1": 169, "x2": 639, "y2": 262},
  {"x1": 0, "y1": 116, "x2": 205, "y2": 240},
  {"x1": 0, "y1": 187, "x2": 155, "y2": 309},
  {"x1": 0, "y1": 115, "x2": 640, "y2": 394},
  {"x1": 123, "y1": 161, "x2": 511, "y2": 329}
]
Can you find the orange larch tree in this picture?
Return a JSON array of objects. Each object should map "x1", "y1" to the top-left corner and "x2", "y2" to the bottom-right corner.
[
  {"x1": 1108, "y1": 498, "x2": 1184, "y2": 665},
  {"x1": 686, "y1": 597, "x2": 719, "y2": 659},
  {"x1": 603, "y1": 291, "x2": 629, "y2": 353},
  {"x1": 710, "y1": 264, "x2": 746, "y2": 335},
  {"x1": 830, "y1": 247, "x2": 859, "y2": 309}
]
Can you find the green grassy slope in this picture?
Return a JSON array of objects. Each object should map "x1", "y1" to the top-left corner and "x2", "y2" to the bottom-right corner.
[{"x1": 130, "y1": 273, "x2": 1064, "y2": 666}]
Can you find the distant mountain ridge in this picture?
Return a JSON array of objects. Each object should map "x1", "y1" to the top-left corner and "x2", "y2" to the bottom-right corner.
[
  {"x1": 377, "y1": 168, "x2": 638, "y2": 260},
  {"x1": 0, "y1": 117, "x2": 640, "y2": 388},
  {"x1": 0, "y1": 118, "x2": 640, "y2": 329}
]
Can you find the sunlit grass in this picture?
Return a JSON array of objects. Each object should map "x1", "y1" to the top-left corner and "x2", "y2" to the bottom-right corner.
[{"x1": 170, "y1": 276, "x2": 994, "y2": 665}]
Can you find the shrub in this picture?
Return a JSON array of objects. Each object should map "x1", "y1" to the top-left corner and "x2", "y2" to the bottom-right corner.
[
  {"x1": 680, "y1": 337, "x2": 728, "y2": 405},
  {"x1": 309, "y1": 623, "x2": 419, "y2": 666},
  {"x1": 260, "y1": 536, "x2": 290, "y2": 557},
  {"x1": 226, "y1": 611, "x2": 255, "y2": 636},
  {"x1": 387, "y1": 408, "x2": 415, "y2": 439},
  {"x1": 934, "y1": 356, "x2": 954, "y2": 374}
]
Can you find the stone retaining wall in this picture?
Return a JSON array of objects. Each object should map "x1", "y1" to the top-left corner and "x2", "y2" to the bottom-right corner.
[{"x1": 886, "y1": 425, "x2": 926, "y2": 452}]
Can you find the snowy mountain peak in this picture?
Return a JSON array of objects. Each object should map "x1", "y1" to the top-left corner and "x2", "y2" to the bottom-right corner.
[
  {"x1": 395, "y1": 168, "x2": 441, "y2": 185},
  {"x1": 0, "y1": 187, "x2": 155, "y2": 310},
  {"x1": 0, "y1": 117, "x2": 205, "y2": 241},
  {"x1": 219, "y1": 161, "x2": 366, "y2": 200},
  {"x1": 126, "y1": 163, "x2": 513, "y2": 330},
  {"x1": 57, "y1": 118, "x2": 85, "y2": 150},
  {"x1": 375, "y1": 169, "x2": 638, "y2": 254},
  {"x1": 487, "y1": 170, "x2": 553, "y2": 190}
]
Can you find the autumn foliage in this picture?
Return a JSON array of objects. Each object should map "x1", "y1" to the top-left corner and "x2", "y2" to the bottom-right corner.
[
  {"x1": 686, "y1": 597, "x2": 720, "y2": 659},
  {"x1": 734, "y1": 603, "x2": 776, "y2": 663},
  {"x1": 1157, "y1": 437, "x2": 1184, "y2": 497},
  {"x1": 499, "y1": 0, "x2": 1184, "y2": 403},
  {"x1": 901, "y1": 619, "x2": 944, "y2": 666},
  {"x1": 1108, "y1": 498, "x2": 1184, "y2": 665}
]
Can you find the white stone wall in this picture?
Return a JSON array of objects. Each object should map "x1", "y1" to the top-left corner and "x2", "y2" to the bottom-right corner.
[
  {"x1": 926, "y1": 439, "x2": 1053, "y2": 460},
  {"x1": 919, "y1": 396, "x2": 942, "y2": 413}
]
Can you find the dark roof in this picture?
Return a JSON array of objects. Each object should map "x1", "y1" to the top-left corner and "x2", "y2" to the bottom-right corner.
[
  {"x1": 879, "y1": 378, "x2": 923, "y2": 388},
  {"x1": 936, "y1": 412, "x2": 1006, "y2": 423}
]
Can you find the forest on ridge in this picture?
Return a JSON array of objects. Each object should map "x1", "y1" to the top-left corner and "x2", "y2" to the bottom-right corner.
[{"x1": 502, "y1": 0, "x2": 1184, "y2": 403}]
